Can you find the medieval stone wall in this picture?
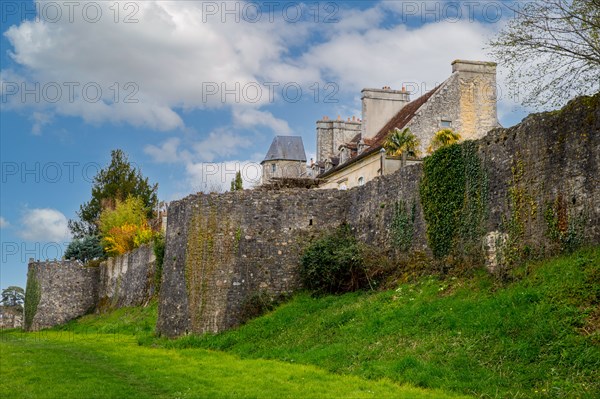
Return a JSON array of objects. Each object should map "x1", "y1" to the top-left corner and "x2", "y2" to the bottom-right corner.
[
  {"x1": 25, "y1": 260, "x2": 99, "y2": 331},
  {"x1": 24, "y1": 246, "x2": 157, "y2": 331},
  {"x1": 158, "y1": 94, "x2": 599, "y2": 337},
  {"x1": 98, "y1": 244, "x2": 156, "y2": 310}
]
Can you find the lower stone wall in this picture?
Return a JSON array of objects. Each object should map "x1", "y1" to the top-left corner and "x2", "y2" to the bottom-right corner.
[
  {"x1": 158, "y1": 94, "x2": 600, "y2": 338},
  {"x1": 24, "y1": 245, "x2": 157, "y2": 331},
  {"x1": 98, "y1": 244, "x2": 156, "y2": 310},
  {"x1": 25, "y1": 260, "x2": 99, "y2": 331}
]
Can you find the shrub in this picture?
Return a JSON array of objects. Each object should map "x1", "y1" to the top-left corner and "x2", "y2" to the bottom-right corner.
[
  {"x1": 64, "y1": 235, "x2": 105, "y2": 262},
  {"x1": 99, "y1": 196, "x2": 155, "y2": 256},
  {"x1": 300, "y1": 224, "x2": 378, "y2": 295}
]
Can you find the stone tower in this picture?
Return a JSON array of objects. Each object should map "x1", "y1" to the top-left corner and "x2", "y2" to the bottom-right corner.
[{"x1": 261, "y1": 136, "x2": 308, "y2": 184}]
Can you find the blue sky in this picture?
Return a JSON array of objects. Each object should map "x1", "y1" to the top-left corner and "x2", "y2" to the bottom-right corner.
[{"x1": 0, "y1": 0, "x2": 533, "y2": 289}]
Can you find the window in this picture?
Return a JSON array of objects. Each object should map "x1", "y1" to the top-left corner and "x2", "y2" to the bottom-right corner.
[
  {"x1": 358, "y1": 177, "x2": 365, "y2": 186},
  {"x1": 440, "y1": 119, "x2": 452, "y2": 128},
  {"x1": 271, "y1": 163, "x2": 276, "y2": 173}
]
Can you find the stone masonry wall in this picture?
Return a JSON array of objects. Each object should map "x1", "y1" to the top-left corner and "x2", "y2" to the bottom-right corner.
[
  {"x1": 24, "y1": 245, "x2": 157, "y2": 331},
  {"x1": 98, "y1": 244, "x2": 156, "y2": 310},
  {"x1": 158, "y1": 94, "x2": 599, "y2": 337},
  {"x1": 25, "y1": 260, "x2": 99, "y2": 331}
]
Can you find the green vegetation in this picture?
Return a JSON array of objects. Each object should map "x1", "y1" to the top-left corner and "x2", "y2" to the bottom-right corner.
[
  {"x1": 420, "y1": 142, "x2": 487, "y2": 260},
  {"x1": 69, "y1": 149, "x2": 158, "y2": 239},
  {"x1": 383, "y1": 127, "x2": 421, "y2": 167},
  {"x1": 1, "y1": 303, "x2": 461, "y2": 399},
  {"x1": 230, "y1": 171, "x2": 243, "y2": 191},
  {"x1": 391, "y1": 200, "x2": 416, "y2": 253},
  {"x1": 427, "y1": 128, "x2": 461, "y2": 154},
  {"x1": 63, "y1": 235, "x2": 105, "y2": 263},
  {"x1": 99, "y1": 196, "x2": 155, "y2": 256},
  {"x1": 7, "y1": 249, "x2": 599, "y2": 398},
  {"x1": 171, "y1": 248, "x2": 600, "y2": 398},
  {"x1": 23, "y1": 269, "x2": 40, "y2": 330},
  {"x1": 152, "y1": 233, "x2": 165, "y2": 293},
  {"x1": 300, "y1": 224, "x2": 380, "y2": 294}
]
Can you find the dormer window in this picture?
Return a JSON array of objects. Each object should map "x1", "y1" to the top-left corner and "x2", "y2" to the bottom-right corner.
[{"x1": 440, "y1": 119, "x2": 452, "y2": 128}]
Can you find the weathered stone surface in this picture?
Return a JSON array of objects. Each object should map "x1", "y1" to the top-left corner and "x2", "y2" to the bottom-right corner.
[
  {"x1": 26, "y1": 260, "x2": 99, "y2": 331},
  {"x1": 98, "y1": 244, "x2": 156, "y2": 310},
  {"x1": 158, "y1": 94, "x2": 600, "y2": 337}
]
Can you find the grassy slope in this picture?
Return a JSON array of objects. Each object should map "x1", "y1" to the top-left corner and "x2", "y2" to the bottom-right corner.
[
  {"x1": 2, "y1": 248, "x2": 598, "y2": 398},
  {"x1": 0, "y1": 308, "x2": 463, "y2": 398},
  {"x1": 163, "y1": 248, "x2": 600, "y2": 398}
]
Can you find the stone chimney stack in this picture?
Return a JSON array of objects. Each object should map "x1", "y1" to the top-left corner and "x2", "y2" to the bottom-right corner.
[
  {"x1": 361, "y1": 87, "x2": 410, "y2": 140},
  {"x1": 451, "y1": 60, "x2": 500, "y2": 140}
]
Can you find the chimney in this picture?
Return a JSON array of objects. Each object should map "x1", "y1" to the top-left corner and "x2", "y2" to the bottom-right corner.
[
  {"x1": 451, "y1": 60, "x2": 500, "y2": 139},
  {"x1": 361, "y1": 87, "x2": 410, "y2": 139}
]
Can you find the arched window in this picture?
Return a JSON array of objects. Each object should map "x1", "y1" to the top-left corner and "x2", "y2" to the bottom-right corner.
[{"x1": 358, "y1": 176, "x2": 365, "y2": 186}]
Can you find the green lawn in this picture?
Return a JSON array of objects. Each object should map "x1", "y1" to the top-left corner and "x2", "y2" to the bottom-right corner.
[
  {"x1": 0, "y1": 330, "x2": 464, "y2": 398},
  {"x1": 2, "y1": 248, "x2": 598, "y2": 398}
]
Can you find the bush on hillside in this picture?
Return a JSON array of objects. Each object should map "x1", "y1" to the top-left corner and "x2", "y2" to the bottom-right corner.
[{"x1": 300, "y1": 224, "x2": 388, "y2": 295}]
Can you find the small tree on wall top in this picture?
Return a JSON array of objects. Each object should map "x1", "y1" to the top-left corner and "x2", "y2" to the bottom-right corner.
[{"x1": 383, "y1": 128, "x2": 421, "y2": 167}]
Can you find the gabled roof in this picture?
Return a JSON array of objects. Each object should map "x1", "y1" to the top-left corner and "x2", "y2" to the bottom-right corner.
[
  {"x1": 318, "y1": 86, "x2": 440, "y2": 178},
  {"x1": 262, "y1": 136, "x2": 307, "y2": 163}
]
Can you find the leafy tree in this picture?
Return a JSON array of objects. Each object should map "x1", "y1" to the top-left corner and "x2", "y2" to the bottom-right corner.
[
  {"x1": 427, "y1": 129, "x2": 461, "y2": 154},
  {"x1": 489, "y1": 0, "x2": 600, "y2": 107},
  {"x1": 64, "y1": 235, "x2": 105, "y2": 263},
  {"x1": 69, "y1": 149, "x2": 158, "y2": 238},
  {"x1": 383, "y1": 127, "x2": 421, "y2": 166},
  {"x1": 1, "y1": 286, "x2": 25, "y2": 308},
  {"x1": 99, "y1": 196, "x2": 155, "y2": 256},
  {"x1": 230, "y1": 171, "x2": 243, "y2": 191}
]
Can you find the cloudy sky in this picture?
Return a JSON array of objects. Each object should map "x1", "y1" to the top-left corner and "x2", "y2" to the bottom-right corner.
[{"x1": 1, "y1": 0, "x2": 534, "y2": 289}]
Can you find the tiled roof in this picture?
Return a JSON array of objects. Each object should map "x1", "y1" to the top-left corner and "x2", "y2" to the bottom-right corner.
[
  {"x1": 318, "y1": 86, "x2": 439, "y2": 178},
  {"x1": 262, "y1": 136, "x2": 307, "y2": 163}
]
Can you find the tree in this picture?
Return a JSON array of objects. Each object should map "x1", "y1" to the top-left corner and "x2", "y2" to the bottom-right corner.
[
  {"x1": 69, "y1": 149, "x2": 158, "y2": 238},
  {"x1": 427, "y1": 129, "x2": 461, "y2": 154},
  {"x1": 489, "y1": 0, "x2": 600, "y2": 108},
  {"x1": 230, "y1": 171, "x2": 243, "y2": 191},
  {"x1": 99, "y1": 196, "x2": 155, "y2": 256},
  {"x1": 383, "y1": 127, "x2": 421, "y2": 167},
  {"x1": 64, "y1": 235, "x2": 105, "y2": 263},
  {"x1": 1, "y1": 286, "x2": 25, "y2": 308}
]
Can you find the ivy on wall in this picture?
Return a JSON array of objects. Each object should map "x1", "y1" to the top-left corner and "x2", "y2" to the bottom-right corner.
[
  {"x1": 419, "y1": 141, "x2": 488, "y2": 259},
  {"x1": 544, "y1": 193, "x2": 583, "y2": 253},
  {"x1": 391, "y1": 200, "x2": 416, "y2": 253},
  {"x1": 24, "y1": 268, "x2": 41, "y2": 330},
  {"x1": 185, "y1": 200, "x2": 237, "y2": 331}
]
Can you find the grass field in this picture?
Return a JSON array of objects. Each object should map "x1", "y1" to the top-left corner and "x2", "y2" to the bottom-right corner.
[
  {"x1": 1, "y1": 248, "x2": 598, "y2": 398},
  {"x1": 1, "y1": 330, "x2": 465, "y2": 399}
]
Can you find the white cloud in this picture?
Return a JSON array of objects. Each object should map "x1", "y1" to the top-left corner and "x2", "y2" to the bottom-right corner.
[
  {"x1": 186, "y1": 160, "x2": 262, "y2": 194},
  {"x1": 144, "y1": 137, "x2": 182, "y2": 164},
  {"x1": 2, "y1": 1, "x2": 315, "y2": 131},
  {"x1": 19, "y1": 208, "x2": 70, "y2": 242},
  {"x1": 3, "y1": 1, "x2": 524, "y2": 131},
  {"x1": 31, "y1": 111, "x2": 53, "y2": 135},
  {"x1": 0, "y1": 217, "x2": 9, "y2": 228},
  {"x1": 232, "y1": 108, "x2": 292, "y2": 135},
  {"x1": 300, "y1": 20, "x2": 496, "y2": 95}
]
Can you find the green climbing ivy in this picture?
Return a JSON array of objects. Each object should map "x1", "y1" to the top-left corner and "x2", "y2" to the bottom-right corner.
[
  {"x1": 391, "y1": 200, "x2": 416, "y2": 253},
  {"x1": 419, "y1": 141, "x2": 488, "y2": 259},
  {"x1": 24, "y1": 268, "x2": 41, "y2": 330}
]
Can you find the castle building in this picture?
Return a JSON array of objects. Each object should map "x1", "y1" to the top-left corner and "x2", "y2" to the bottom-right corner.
[
  {"x1": 261, "y1": 135, "x2": 308, "y2": 184},
  {"x1": 314, "y1": 60, "x2": 500, "y2": 190}
]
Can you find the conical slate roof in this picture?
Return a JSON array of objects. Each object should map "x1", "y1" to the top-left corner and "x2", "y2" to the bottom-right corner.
[{"x1": 262, "y1": 136, "x2": 307, "y2": 163}]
